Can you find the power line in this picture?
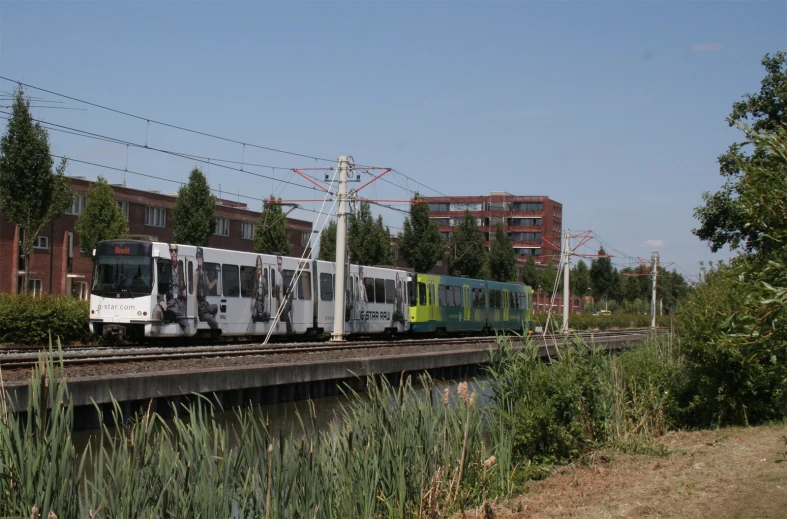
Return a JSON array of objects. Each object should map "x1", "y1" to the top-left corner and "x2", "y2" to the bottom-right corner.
[
  {"x1": 0, "y1": 113, "x2": 334, "y2": 198},
  {"x1": 0, "y1": 76, "x2": 337, "y2": 163}
]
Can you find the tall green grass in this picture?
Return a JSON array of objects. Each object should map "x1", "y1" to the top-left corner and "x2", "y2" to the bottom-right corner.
[
  {"x1": 1, "y1": 334, "x2": 684, "y2": 518},
  {"x1": 1, "y1": 343, "x2": 514, "y2": 518}
]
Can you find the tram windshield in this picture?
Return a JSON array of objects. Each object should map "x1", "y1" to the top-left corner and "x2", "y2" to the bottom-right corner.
[{"x1": 91, "y1": 241, "x2": 153, "y2": 298}]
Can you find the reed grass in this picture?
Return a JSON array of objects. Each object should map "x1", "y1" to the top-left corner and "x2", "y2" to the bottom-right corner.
[
  {"x1": 1, "y1": 340, "x2": 515, "y2": 518},
  {"x1": 1, "y1": 333, "x2": 680, "y2": 518}
]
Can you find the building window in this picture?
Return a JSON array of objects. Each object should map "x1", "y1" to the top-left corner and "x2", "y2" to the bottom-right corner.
[
  {"x1": 241, "y1": 222, "x2": 255, "y2": 240},
  {"x1": 215, "y1": 218, "x2": 230, "y2": 236},
  {"x1": 431, "y1": 217, "x2": 450, "y2": 226},
  {"x1": 71, "y1": 281, "x2": 88, "y2": 300},
  {"x1": 28, "y1": 279, "x2": 42, "y2": 297},
  {"x1": 440, "y1": 232, "x2": 451, "y2": 240},
  {"x1": 509, "y1": 232, "x2": 542, "y2": 242},
  {"x1": 145, "y1": 206, "x2": 166, "y2": 227},
  {"x1": 428, "y1": 203, "x2": 450, "y2": 212},
  {"x1": 508, "y1": 218, "x2": 542, "y2": 227},
  {"x1": 65, "y1": 194, "x2": 86, "y2": 215},
  {"x1": 116, "y1": 200, "x2": 129, "y2": 219},
  {"x1": 515, "y1": 248, "x2": 541, "y2": 257},
  {"x1": 33, "y1": 236, "x2": 48, "y2": 249},
  {"x1": 301, "y1": 232, "x2": 310, "y2": 247},
  {"x1": 511, "y1": 202, "x2": 543, "y2": 212},
  {"x1": 449, "y1": 202, "x2": 483, "y2": 212}
]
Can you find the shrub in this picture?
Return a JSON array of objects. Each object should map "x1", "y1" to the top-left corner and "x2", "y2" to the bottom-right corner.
[
  {"x1": 675, "y1": 259, "x2": 787, "y2": 427},
  {"x1": 0, "y1": 294, "x2": 90, "y2": 346},
  {"x1": 486, "y1": 335, "x2": 685, "y2": 467}
]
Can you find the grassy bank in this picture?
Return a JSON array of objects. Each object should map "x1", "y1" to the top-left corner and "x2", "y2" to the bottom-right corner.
[
  {"x1": 3, "y1": 331, "x2": 781, "y2": 517},
  {"x1": 533, "y1": 312, "x2": 671, "y2": 331}
]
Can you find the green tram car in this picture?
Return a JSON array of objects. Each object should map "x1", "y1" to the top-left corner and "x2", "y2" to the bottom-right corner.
[{"x1": 408, "y1": 273, "x2": 534, "y2": 334}]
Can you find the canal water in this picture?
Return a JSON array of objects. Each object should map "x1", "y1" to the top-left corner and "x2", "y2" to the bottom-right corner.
[{"x1": 71, "y1": 374, "x2": 493, "y2": 457}]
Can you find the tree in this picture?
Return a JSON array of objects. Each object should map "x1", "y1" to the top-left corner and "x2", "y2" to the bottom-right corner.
[
  {"x1": 346, "y1": 202, "x2": 395, "y2": 266},
  {"x1": 172, "y1": 167, "x2": 216, "y2": 246},
  {"x1": 254, "y1": 195, "x2": 291, "y2": 255},
  {"x1": 75, "y1": 175, "x2": 128, "y2": 256},
  {"x1": 398, "y1": 193, "x2": 444, "y2": 273},
  {"x1": 693, "y1": 52, "x2": 787, "y2": 255},
  {"x1": 589, "y1": 246, "x2": 616, "y2": 301},
  {"x1": 521, "y1": 256, "x2": 539, "y2": 287},
  {"x1": 0, "y1": 86, "x2": 71, "y2": 294},
  {"x1": 448, "y1": 210, "x2": 487, "y2": 278},
  {"x1": 571, "y1": 259, "x2": 591, "y2": 298},
  {"x1": 317, "y1": 219, "x2": 337, "y2": 261},
  {"x1": 489, "y1": 223, "x2": 517, "y2": 281},
  {"x1": 538, "y1": 259, "x2": 559, "y2": 294}
]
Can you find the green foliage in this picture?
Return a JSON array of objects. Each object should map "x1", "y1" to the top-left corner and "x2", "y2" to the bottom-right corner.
[
  {"x1": 489, "y1": 223, "x2": 517, "y2": 282},
  {"x1": 487, "y1": 336, "x2": 684, "y2": 466},
  {"x1": 172, "y1": 167, "x2": 216, "y2": 246},
  {"x1": 0, "y1": 294, "x2": 91, "y2": 346},
  {"x1": 590, "y1": 247, "x2": 616, "y2": 301},
  {"x1": 0, "y1": 86, "x2": 71, "y2": 293},
  {"x1": 75, "y1": 175, "x2": 128, "y2": 254},
  {"x1": 694, "y1": 51, "x2": 787, "y2": 254},
  {"x1": 537, "y1": 260, "x2": 560, "y2": 293},
  {"x1": 348, "y1": 202, "x2": 395, "y2": 266},
  {"x1": 571, "y1": 259, "x2": 591, "y2": 297},
  {"x1": 317, "y1": 219, "x2": 337, "y2": 261},
  {"x1": 0, "y1": 341, "x2": 85, "y2": 519},
  {"x1": 678, "y1": 127, "x2": 787, "y2": 426},
  {"x1": 398, "y1": 193, "x2": 444, "y2": 273},
  {"x1": 521, "y1": 256, "x2": 538, "y2": 287},
  {"x1": 254, "y1": 195, "x2": 292, "y2": 255},
  {"x1": 3, "y1": 352, "x2": 516, "y2": 518},
  {"x1": 448, "y1": 211, "x2": 487, "y2": 278}
]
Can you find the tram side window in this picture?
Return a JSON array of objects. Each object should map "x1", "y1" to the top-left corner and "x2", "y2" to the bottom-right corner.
[
  {"x1": 375, "y1": 278, "x2": 385, "y2": 303},
  {"x1": 438, "y1": 285, "x2": 447, "y2": 306},
  {"x1": 320, "y1": 273, "x2": 333, "y2": 301},
  {"x1": 418, "y1": 282, "x2": 426, "y2": 306},
  {"x1": 476, "y1": 288, "x2": 487, "y2": 308},
  {"x1": 298, "y1": 272, "x2": 312, "y2": 300},
  {"x1": 203, "y1": 262, "x2": 221, "y2": 296},
  {"x1": 282, "y1": 270, "x2": 295, "y2": 297},
  {"x1": 511, "y1": 292, "x2": 517, "y2": 309},
  {"x1": 157, "y1": 259, "x2": 171, "y2": 295},
  {"x1": 364, "y1": 276, "x2": 375, "y2": 303},
  {"x1": 187, "y1": 261, "x2": 194, "y2": 295},
  {"x1": 409, "y1": 280, "x2": 417, "y2": 306},
  {"x1": 222, "y1": 264, "x2": 240, "y2": 297},
  {"x1": 240, "y1": 266, "x2": 256, "y2": 297},
  {"x1": 385, "y1": 279, "x2": 395, "y2": 304}
]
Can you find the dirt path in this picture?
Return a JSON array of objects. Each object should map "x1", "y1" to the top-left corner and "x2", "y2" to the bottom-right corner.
[{"x1": 468, "y1": 424, "x2": 787, "y2": 519}]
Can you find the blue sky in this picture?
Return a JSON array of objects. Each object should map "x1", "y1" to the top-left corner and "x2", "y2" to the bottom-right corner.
[{"x1": 1, "y1": 1, "x2": 785, "y2": 280}]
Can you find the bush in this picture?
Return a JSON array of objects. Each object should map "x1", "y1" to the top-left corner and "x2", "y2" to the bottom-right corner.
[
  {"x1": 487, "y1": 336, "x2": 685, "y2": 467},
  {"x1": 675, "y1": 260, "x2": 787, "y2": 427},
  {"x1": 0, "y1": 294, "x2": 91, "y2": 346}
]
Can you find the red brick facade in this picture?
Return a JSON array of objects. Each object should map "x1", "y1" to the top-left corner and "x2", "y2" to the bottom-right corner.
[
  {"x1": 0, "y1": 177, "x2": 313, "y2": 297},
  {"x1": 421, "y1": 192, "x2": 562, "y2": 266}
]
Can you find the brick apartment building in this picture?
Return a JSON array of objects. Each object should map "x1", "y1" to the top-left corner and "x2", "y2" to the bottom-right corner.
[
  {"x1": 422, "y1": 192, "x2": 563, "y2": 266},
  {"x1": 0, "y1": 177, "x2": 313, "y2": 298}
]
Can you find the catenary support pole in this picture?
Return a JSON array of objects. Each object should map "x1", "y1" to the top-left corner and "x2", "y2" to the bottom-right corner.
[
  {"x1": 331, "y1": 156, "x2": 352, "y2": 342},
  {"x1": 651, "y1": 250, "x2": 659, "y2": 329},
  {"x1": 562, "y1": 228, "x2": 571, "y2": 333}
]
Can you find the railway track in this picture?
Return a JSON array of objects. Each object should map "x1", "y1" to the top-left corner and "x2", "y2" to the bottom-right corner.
[{"x1": 0, "y1": 328, "x2": 669, "y2": 372}]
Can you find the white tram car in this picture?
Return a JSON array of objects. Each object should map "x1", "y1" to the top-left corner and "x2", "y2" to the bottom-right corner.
[{"x1": 88, "y1": 240, "x2": 410, "y2": 340}]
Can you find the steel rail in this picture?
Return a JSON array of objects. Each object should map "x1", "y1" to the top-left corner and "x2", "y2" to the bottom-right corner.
[{"x1": 0, "y1": 328, "x2": 668, "y2": 372}]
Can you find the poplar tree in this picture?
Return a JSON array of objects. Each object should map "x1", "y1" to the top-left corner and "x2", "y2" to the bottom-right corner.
[
  {"x1": 254, "y1": 195, "x2": 292, "y2": 255},
  {"x1": 447, "y1": 210, "x2": 487, "y2": 278},
  {"x1": 398, "y1": 193, "x2": 444, "y2": 273},
  {"x1": 173, "y1": 167, "x2": 216, "y2": 246},
  {"x1": 590, "y1": 246, "x2": 616, "y2": 301},
  {"x1": 347, "y1": 202, "x2": 395, "y2": 266},
  {"x1": 521, "y1": 256, "x2": 539, "y2": 287},
  {"x1": 0, "y1": 86, "x2": 71, "y2": 294},
  {"x1": 489, "y1": 222, "x2": 517, "y2": 281},
  {"x1": 317, "y1": 219, "x2": 337, "y2": 261},
  {"x1": 75, "y1": 175, "x2": 128, "y2": 257}
]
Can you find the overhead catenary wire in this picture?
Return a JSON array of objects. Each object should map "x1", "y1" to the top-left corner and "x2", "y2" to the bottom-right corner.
[{"x1": 0, "y1": 76, "x2": 337, "y2": 163}]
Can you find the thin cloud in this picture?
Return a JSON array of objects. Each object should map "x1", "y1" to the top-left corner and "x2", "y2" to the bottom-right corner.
[
  {"x1": 691, "y1": 42, "x2": 723, "y2": 53},
  {"x1": 642, "y1": 239, "x2": 665, "y2": 248}
]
